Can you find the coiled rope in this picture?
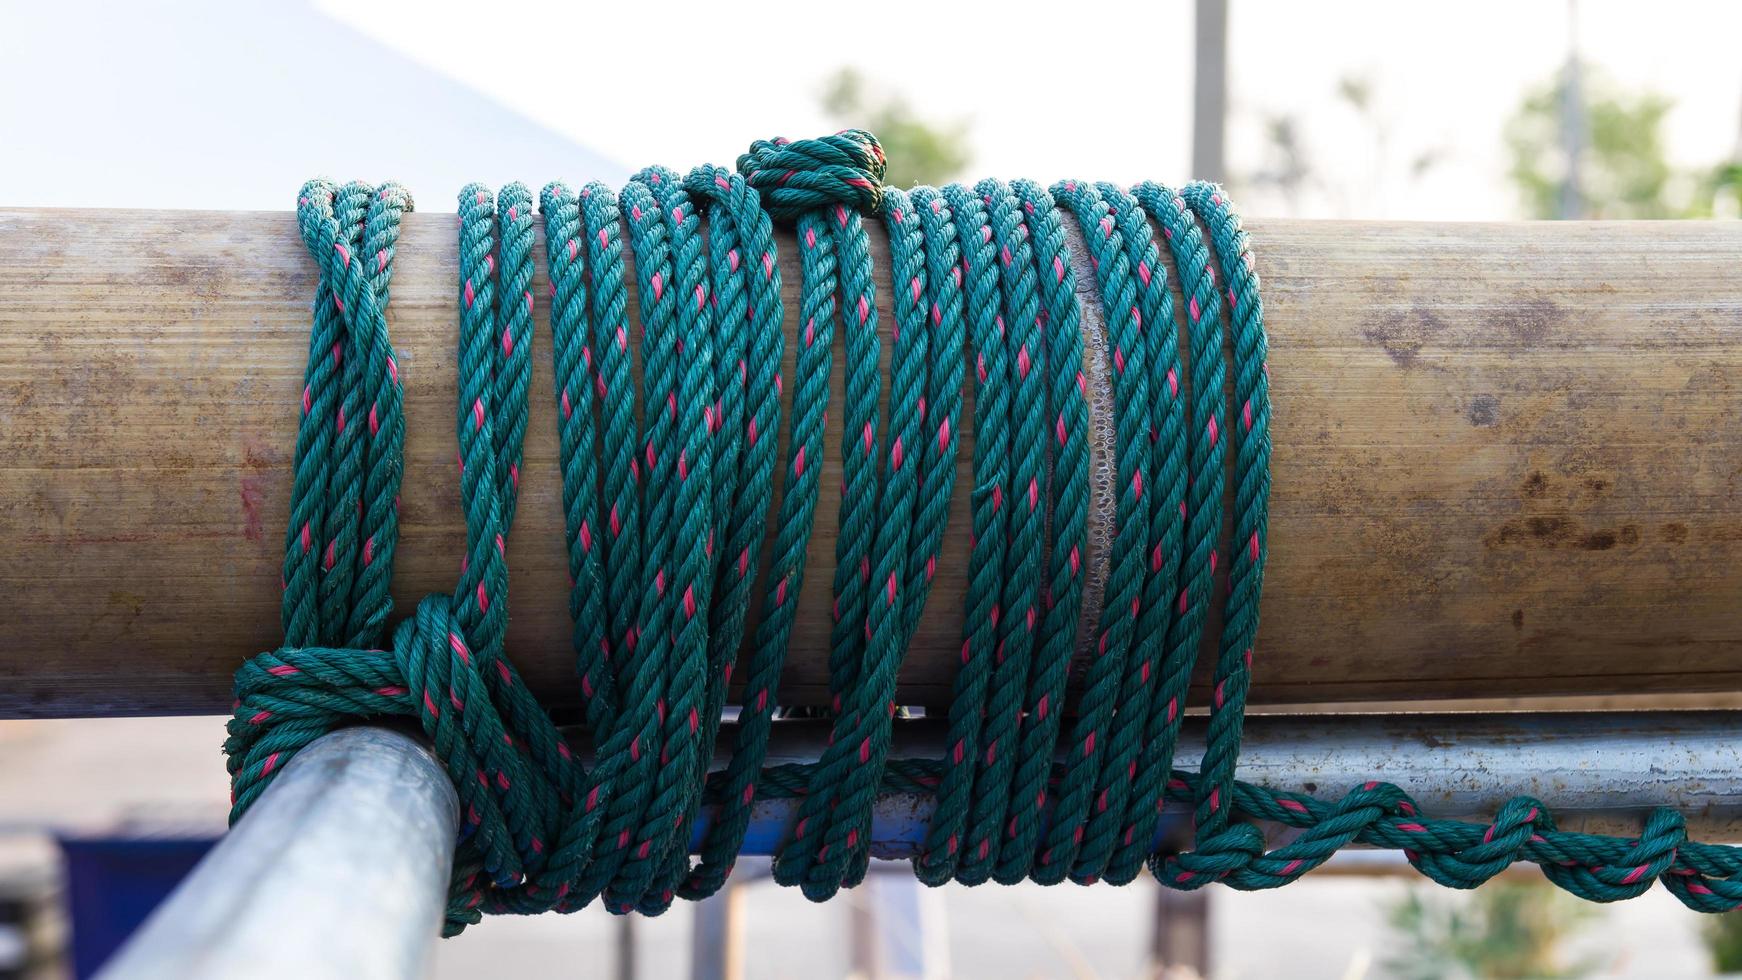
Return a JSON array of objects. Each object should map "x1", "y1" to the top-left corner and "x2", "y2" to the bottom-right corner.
[{"x1": 227, "y1": 132, "x2": 1742, "y2": 936}]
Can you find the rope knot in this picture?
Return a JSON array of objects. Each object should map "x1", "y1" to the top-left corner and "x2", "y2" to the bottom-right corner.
[
  {"x1": 224, "y1": 589, "x2": 579, "y2": 931},
  {"x1": 1158, "y1": 822, "x2": 1265, "y2": 890},
  {"x1": 735, "y1": 130, "x2": 886, "y2": 222}
]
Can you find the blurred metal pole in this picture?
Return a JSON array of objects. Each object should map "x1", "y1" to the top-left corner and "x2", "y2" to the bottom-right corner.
[
  {"x1": 693, "y1": 859, "x2": 770, "y2": 980},
  {"x1": 98, "y1": 727, "x2": 457, "y2": 980},
  {"x1": 1192, "y1": 0, "x2": 1228, "y2": 183},
  {"x1": 1149, "y1": 888, "x2": 1210, "y2": 980},
  {"x1": 689, "y1": 880, "x2": 745, "y2": 980},
  {"x1": 854, "y1": 865, "x2": 947, "y2": 980},
  {"x1": 848, "y1": 882, "x2": 879, "y2": 980},
  {"x1": 617, "y1": 914, "x2": 637, "y2": 980}
]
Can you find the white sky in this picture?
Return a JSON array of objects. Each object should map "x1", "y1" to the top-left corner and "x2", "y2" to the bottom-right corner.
[
  {"x1": 316, "y1": 0, "x2": 1742, "y2": 220},
  {"x1": 4, "y1": 0, "x2": 1740, "y2": 219}
]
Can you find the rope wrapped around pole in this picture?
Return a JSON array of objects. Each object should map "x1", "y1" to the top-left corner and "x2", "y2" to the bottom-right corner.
[{"x1": 211, "y1": 132, "x2": 1742, "y2": 932}]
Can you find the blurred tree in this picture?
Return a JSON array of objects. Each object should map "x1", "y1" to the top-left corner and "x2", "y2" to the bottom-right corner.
[
  {"x1": 821, "y1": 68, "x2": 971, "y2": 188},
  {"x1": 1246, "y1": 113, "x2": 1312, "y2": 212},
  {"x1": 1702, "y1": 910, "x2": 1742, "y2": 973},
  {"x1": 1505, "y1": 68, "x2": 1713, "y2": 219},
  {"x1": 1381, "y1": 881, "x2": 1602, "y2": 980},
  {"x1": 1241, "y1": 72, "x2": 1443, "y2": 218},
  {"x1": 1714, "y1": 159, "x2": 1742, "y2": 218}
]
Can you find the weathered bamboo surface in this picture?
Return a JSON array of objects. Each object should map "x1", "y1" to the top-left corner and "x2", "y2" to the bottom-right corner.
[{"x1": 1, "y1": 207, "x2": 1739, "y2": 718}]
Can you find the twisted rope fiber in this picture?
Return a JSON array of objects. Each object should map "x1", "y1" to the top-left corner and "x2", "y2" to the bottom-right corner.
[
  {"x1": 1109, "y1": 182, "x2": 1225, "y2": 884},
  {"x1": 952, "y1": 179, "x2": 1050, "y2": 887},
  {"x1": 676, "y1": 164, "x2": 787, "y2": 900},
  {"x1": 778, "y1": 184, "x2": 931, "y2": 900},
  {"x1": 912, "y1": 182, "x2": 1005, "y2": 886},
  {"x1": 608, "y1": 165, "x2": 718, "y2": 914},
  {"x1": 280, "y1": 180, "x2": 412, "y2": 650},
  {"x1": 992, "y1": 179, "x2": 1091, "y2": 885},
  {"x1": 1154, "y1": 182, "x2": 1272, "y2": 887},
  {"x1": 1037, "y1": 180, "x2": 1154, "y2": 885},
  {"x1": 226, "y1": 134, "x2": 1742, "y2": 934},
  {"x1": 768, "y1": 131, "x2": 908, "y2": 899},
  {"x1": 1075, "y1": 183, "x2": 1190, "y2": 886}
]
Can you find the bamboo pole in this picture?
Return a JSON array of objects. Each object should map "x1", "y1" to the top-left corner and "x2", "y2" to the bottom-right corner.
[{"x1": 2, "y1": 207, "x2": 1740, "y2": 718}]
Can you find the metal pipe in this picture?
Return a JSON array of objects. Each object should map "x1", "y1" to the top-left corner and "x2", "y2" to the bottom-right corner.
[
  {"x1": 99, "y1": 726, "x2": 457, "y2": 980},
  {"x1": 95, "y1": 711, "x2": 1742, "y2": 977},
  {"x1": 693, "y1": 711, "x2": 1742, "y2": 857}
]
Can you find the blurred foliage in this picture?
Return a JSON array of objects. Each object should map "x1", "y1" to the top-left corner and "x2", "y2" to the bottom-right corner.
[
  {"x1": 821, "y1": 68, "x2": 970, "y2": 189},
  {"x1": 1244, "y1": 72, "x2": 1443, "y2": 217},
  {"x1": 1246, "y1": 113, "x2": 1311, "y2": 211},
  {"x1": 1702, "y1": 908, "x2": 1742, "y2": 973},
  {"x1": 1381, "y1": 881, "x2": 1603, "y2": 980},
  {"x1": 1505, "y1": 66, "x2": 1738, "y2": 219},
  {"x1": 1717, "y1": 160, "x2": 1742, "y2": 217}
]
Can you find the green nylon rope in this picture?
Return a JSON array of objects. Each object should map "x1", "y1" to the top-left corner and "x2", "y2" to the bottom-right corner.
[
  {"x1": 227, "y1": 132, "x2": 1742, "y2": 936},
  {"x1": 955, "y1": 178, "x2": 1049, "y2": 888},
  {"x1": 894, "y1": 185, "x2": 968, "y2": 661},
  {"x1": 994, "y1": 179, "x2": 1090, "y2": 885},
  {"x1": 1042, "y1": 180, "x2": 1154, "y2": 885},
  {"x1": 1110, "y1": 181, "x2": 1223, "y2": 885},
  {"x1": 677, "y1": 164, "x2": 786, "y2": 900},
  {"x1": 1159, "y1": 181, "x2": 1273, "y2": 887},
  {"x1": 280, "y1": 180, "x2": 411, "y2": 650},
  {"x1": 773, "y1": 133, "x2": 893, "y2": 900},
  {"x1": 785, "y1": 182, "x2": 928, "y2": 901},
  {"x1": 1079, "y1": 182, "x2": 1189, "y2": 885},
  {"x1": 677, "y1": 164, "x2": 789, "y2": 900},
  {"x1": 914, "y1": 182, "x2": 1004, "y2": 887}
]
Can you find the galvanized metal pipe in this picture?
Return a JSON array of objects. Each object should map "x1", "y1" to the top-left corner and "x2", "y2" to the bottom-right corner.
[
  {"x1": 97, "y1": 711, "x2": 1742, "y2": 978},
  {"x1": 99, "y1": 726, "x2": 457, "y2": 980},
  {"x1": 702, "y1": 710, "x2": 1742, "y2": 857}
]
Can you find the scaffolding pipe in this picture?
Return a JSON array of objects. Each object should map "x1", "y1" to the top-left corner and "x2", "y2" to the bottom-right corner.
[
  {"x1": 99, "y1": 727, "x2": 457, "y2": 980},
  {"x1": 98, "y1": 711, "x2": 1742, "y2": 977},
  {"x1": 722, "y1": 710, "x2": 1742, "y2": 855}
]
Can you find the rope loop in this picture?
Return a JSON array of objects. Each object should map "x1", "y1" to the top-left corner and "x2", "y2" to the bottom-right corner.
[
  {"x1": 736, "y1": 129, "x2": 886, "y2": 221},
  {"x1": 1539, "y1": 806, "x2": 1686, "y2": 901},
  {"x1": 1408, "y1": 794, "x2": 1555, "y2": 889}
]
